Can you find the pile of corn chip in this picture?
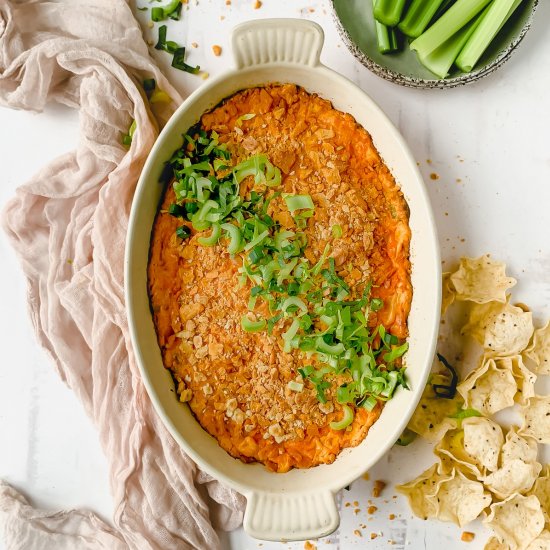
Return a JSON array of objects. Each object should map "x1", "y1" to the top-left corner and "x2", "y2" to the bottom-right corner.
[{"x1": 397, "y1": 255, "x2": 550, "y2": 550}]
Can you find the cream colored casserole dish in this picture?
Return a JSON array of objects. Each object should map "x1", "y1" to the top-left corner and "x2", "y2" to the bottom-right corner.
[{"x1": 125, "y1": 18, "x2": 440, "y2": 541}]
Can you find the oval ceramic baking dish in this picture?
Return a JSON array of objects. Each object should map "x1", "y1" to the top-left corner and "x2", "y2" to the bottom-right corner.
[{"x1": 125, "y1": 18, "x2": 441, "y2": 542}]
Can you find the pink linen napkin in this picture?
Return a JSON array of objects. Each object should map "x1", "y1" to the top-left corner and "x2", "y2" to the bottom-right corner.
[{"x1": 0, "y1": 1, "x2": 245, "y2": 548}]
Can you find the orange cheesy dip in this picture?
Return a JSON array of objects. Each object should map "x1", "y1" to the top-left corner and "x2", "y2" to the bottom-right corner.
[{"x1": 148, "y1": 84, "x2": 412, "y2": 472}]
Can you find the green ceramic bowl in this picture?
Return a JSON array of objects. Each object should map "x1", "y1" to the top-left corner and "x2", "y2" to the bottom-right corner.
[{"x1": 332, "y1": 0, "x2": 538, "y2": 88}]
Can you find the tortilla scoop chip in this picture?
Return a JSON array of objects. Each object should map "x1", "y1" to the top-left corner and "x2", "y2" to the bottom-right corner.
[
  {"x1": 483, "y1": 458, "x2": 541, "y2": 499},
  {"x1": 407, "y1": 379, "x2": 462, "y2": 442},
  {"x1": 484, "y1": 494, "x2": 545, "y2": 550},
  {"x1": 529, "y1": 466, "x2": 550, "y2": 524},
  {"x1": 525, "y1": 531, "x2": 550, "y2": 550},
  {"x1": 396, "y1": 463, "x2": 451, "y2": 520},
  {"x1": 508, "y1": 355, "x2": 537, "y2": 405},
  {"x1": 485, "y1": 536, "x2": 511, "y2": 550},
  {"x1": 442, "y1": 272, "x2": 456, "y2": 315},
  {"x1": 450, "y1": 255, "x2": 516, "y2": 304},
  {"x1": 458, "y1": 356, "x2": 517, "y2": 415},
  {"x1": 501, "y1": 426, "x2": 538, "y2": 465},
  {"x1": 435, "y1": 428, "x2": 483, "y2": 478},
  {"x1": 434, "y1": 468, "x2": 492, "y2": 527},
  {"x1": 463, "y1": 417, "x2": 504, "y2": 473},
  {"x1": 525, "y1": 321, "x2": 550, "y2": 375},
  {"x1": 519, "y1": 395, "x2": 550, "y2": 444},
  {"x1": 462, "y1": 301, "x2": 534, "y2": 357}
]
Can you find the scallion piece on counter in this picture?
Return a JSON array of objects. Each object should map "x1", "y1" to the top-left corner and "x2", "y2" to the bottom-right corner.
[
  {"x1": 373, "y1": 0, "x2": 408, "y2": 27},
  {"x1": 329, "y1": 404, "x2": 355, "y2": 430},
  {"x1": 155, "y1": 25, "x2": 168, "y2": 50},
  {"x1": 172, "y1": 47, "x2": 201, "y2": 74},
  {"x1": 398, "y1": 0, "x2": 446, "y2": 38},
  {"x1": 410, "y1": 0, "x2": 492, "y2": 58},
  {"x1": 241, "y1": 315, "x2": 266, "y2": 333},
  {"x1": 151, "y1": 0, "x2": 182, "y2": 22},
  {"x1": 455, "y1": 0, "x2": 522, "y2": 73},
  {"x1": 416, "y1": 7, "x2": 486, "y2": 78},
  {"x1": 284, "y1": 194, "x2": 314, "y2": 213}
]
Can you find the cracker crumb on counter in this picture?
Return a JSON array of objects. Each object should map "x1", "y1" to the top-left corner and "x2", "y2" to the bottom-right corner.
[
  {"x1": 212, "y1": 45, "x2": 222, "y2": 56},
  {"x1": 367, "y1": 505, "x2": 377, "y2": 515},
  {"x1": 372, "y1": 480, "x2": 386, "y2": 497},
  {"x1": 353, "y1": 529, "x2": 362, "y2": 537},
  {"x1": 253, "y1": 0, "x2": 262, "y2": 8},
  {"x1": 370, "y1": 533, "x2": 378, "y2": 540},
  {"x1": 389, "y1": 513, "x2": 396, "y2": 520},
  {"x1": 461, "y1": 532, "x2": 475, "y2": 543},
  {"x1": 304, "y1": 542, "x2": 316, "y2": 550},
  {"x1": 191, "y1": 42, "x2": 198, "y2": 48}
]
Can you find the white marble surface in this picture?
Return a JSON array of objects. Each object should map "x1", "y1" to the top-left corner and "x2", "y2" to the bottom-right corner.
[{"x1": 2, "y1": 1, "x2": 550, "y2": 549}]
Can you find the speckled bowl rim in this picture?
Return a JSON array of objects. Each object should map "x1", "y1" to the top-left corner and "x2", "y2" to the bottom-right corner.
[{"x1": 331, "y1": 0, "x2": 539, "y2": 89}]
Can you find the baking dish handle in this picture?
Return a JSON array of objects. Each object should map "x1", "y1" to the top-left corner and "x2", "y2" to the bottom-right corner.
[
  {"x1": 231, "y1": 18, "x2": 324, "y2": 69},
  {"x1": 243, "y1": 490, "x2": 339, "y2": 541}
]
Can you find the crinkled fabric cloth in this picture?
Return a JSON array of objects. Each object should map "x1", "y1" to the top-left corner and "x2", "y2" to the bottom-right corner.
[{"x1": 0, "y1": 1, "x2": 245, "y2": 548}]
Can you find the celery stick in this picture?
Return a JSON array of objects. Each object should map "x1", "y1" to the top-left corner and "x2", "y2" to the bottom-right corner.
[
  {"x1": 432, "y1": 0, "x2": 457, "y2": 22},
  {"x1": 373, "y1": 0, "x2": 400, "y2": 53},
  {"x1": 410, "y1": 0, "x2": 492, "y2": 58},
  {"x1": 374, "y1": 0, "x2": 408, "y2": 27},
  {"x1": 417, "y1": 4, "x2": 489, "y2": 78},
  {"x1": 399, "y1": 0, "x2": 446, "y2": 38},
  {"x1": 455, "y1": 0, "x2": 522, "y2": 72}
]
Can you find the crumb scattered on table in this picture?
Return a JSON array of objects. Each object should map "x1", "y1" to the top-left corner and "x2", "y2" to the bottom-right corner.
[
  {"x1": 304, "y1": 542, "x2": 316, "y2": 550},
  {"x1": 430, "y1": 173, "x2": 439, "y2": 180},
  {"x1": 212, "y1": 45, "x2": 222, "y2": 56},
  {"x1": 389, "y1": 514, "x2": 396, "y2": 520},
  {"x1": 370, "y1": 533, "x2": 378, "y2": 540},
  {"x1": 253, "y1": 0, "x2": 262, "y2": 8},
  {"x1": 461, "y1": 532, "x2": 475, "y2": 543},
  {"x1": 373, "y1": 480, "x2": 386, "y2": 497},
  {"x1": 368, "y1": 505, "x2": 378, "y2": 515},
  {"x1": 354, "y1": 530, "x2": 362, "y2": 537}
]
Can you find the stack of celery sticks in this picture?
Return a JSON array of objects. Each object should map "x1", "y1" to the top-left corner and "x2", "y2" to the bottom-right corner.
[{"x1": 372, "y1": 0, "x2": 524, "y2": 78}]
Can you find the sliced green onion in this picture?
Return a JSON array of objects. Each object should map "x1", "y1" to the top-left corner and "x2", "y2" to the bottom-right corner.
[
  {"x1": 410, "y1": 0, "x2": 492, "y2": 58},
  {"x1": 315, "y1": 338, "x2": 345, "y2": 356},
  {"x1": 172, "y1": 47, "x2": 201, "y2": 74},
  {"x1": 450, "y1": 408, "x2": 482, "y2": 420},
  {"x1": 330, "y1": 404, "x2": 355, "y2": 430},
  {"x1": 151, "y1": 6, "x2": 164, "y2": 21},
  {"x1": 282, "y1": 319, "x2": 300, "y2": 353},
  {"x1": 155, "y1": 25, "x2": 168, "y2": 50},
  {"x1": 284, "y1": 194, "x2": 314, "y2": 213},
  {"x1": 280, "y1": 296, "x2": 308, "y2": 314},
  {"x1": 221, "y1": 223, "x2": 243, "y2": 254},
  {"x1": 383, "y1": 342, "x2": 409, "y2": 363},
  {"x1": 241, "y1": 315, "x2": 266, "y2": 333},
  {"x1": 362, "y1": 395, "x2": 378, "y2": 411},
  {"x1": 287, "y1": 380, "x2": 304, "y2": 392},
  {"x1": 455, "y1": 0, "x2": 521, "y2": 73},
  {"x1": 331, "y1": 224, "x2": 343, "y2": 239},
  {"x1": 197, "y1": 222, "x2": 221, "y2": 246},
  {"x1": 244, "y1": 229, "x2": 269, "y2": 251},
  {"x1": 149, "y1": 89, "x2": 171, "y2": 104},
  {"x1": 236, "y1": 113, "x2": 256, "y2": 127},
  {"x1": 176, "y1": 225, "x2": 191, "y2": 240},
  {"x1": 396, "y1": 428, "x2": 417, "y2": 446}
]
